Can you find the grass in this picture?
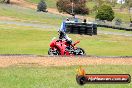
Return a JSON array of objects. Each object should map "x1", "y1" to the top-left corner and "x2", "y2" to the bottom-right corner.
[
  {"x1": 115, "y1": 12, "x2": 131, "y2": 22},
  {"x1": 25, "y1": 0, "x2": 58, "y2": 8},
  {"x1": 0, "y1": 26, "x2": 57, "y2": 55},
  {"x1": 75, "y1": 34, "x2": 132, "y2": 56},
  {"x1": 0, "y1": 4, "x2": 66, "y2": 25},
  {"x1": 0, "y1": 24, "x2": 132, "y2": 56},
  {"x1": 0, "y1": 3, "x2": 132, "y2": 56},
  {"x1": 86, "y1": 1, "x2": 95, "y2": 9},
  {"x1": 98, "y1": 27, "x2": 132, "y2": 34},
  {"x1": 0, "y1": 65, "x2": 131, "y2": 88}
]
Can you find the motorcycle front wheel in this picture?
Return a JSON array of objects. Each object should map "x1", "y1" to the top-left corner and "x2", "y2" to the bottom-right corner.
[
  {"x1": 48, "y1": 48, "x2": 60, "y2": 55},
  {"x1": 75, "y1": 48, "x2": 86, "y2": 55}
]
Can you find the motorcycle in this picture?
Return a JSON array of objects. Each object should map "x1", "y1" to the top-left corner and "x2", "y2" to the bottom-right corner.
[{"x1": 48, "y1": 37, "x2": 85, "y2": 56}]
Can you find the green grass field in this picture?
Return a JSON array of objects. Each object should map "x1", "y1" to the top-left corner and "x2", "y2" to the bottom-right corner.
[
  {"x1": 0, "y1": 65, "x2": 131, "y2": 88},
  {"x1": 26, "y1": 0, "x2": 58, "y2": 8},
  {"x1": 0, "y1": 4, "x2": 66, "y2": 25},
  {"x1": 0, "y1": 3, "x2": 132, "y2": 56},
  {"x1": 0, "y1": 24, "x2": 132, "y2": 56}
]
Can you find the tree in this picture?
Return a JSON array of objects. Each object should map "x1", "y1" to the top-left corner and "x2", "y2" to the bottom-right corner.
[
  {"x1": 56, "y1": 0, "x2": 89, "y2": 15},
  {"x1": 37, "y1": 0, "x2": 47, "y2": 12},
  {"x1": 96, "y1": 4, "x2": 115, "y2": 21}
]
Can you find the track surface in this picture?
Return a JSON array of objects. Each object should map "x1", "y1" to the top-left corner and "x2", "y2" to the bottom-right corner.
[{"x1": 0, "y1": 55, "x2": 132, "y2": 67}]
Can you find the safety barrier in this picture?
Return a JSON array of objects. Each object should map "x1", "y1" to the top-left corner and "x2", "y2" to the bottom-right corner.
[{"x1": 65, "y1": 22, "x2": 97, "y2": 35}]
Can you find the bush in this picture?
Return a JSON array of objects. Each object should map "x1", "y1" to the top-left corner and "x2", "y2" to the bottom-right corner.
[
  {"x1": 56, "y1": 0, "x2": 89, "y2": 15},
  {"x1": 37, "y1": 0, "x2": 47, "y2": 12},
  {"x1": 96, "y1": 4, "x2": 115, "y2": 21}
]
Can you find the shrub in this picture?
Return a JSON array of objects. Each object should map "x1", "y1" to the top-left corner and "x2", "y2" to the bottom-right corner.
[
  {"x1": 96, "y1": 4, "x2": 115, "y2": 21},
  {"x1": 37, "y1": 0, "x2": 47, "y2": 12},
  {"x1": 56, "y1": 0, "x2": 89, "y2": 15}
]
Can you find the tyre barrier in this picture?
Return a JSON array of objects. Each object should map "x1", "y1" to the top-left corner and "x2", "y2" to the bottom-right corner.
[{"x1": 66, "y1": 22, "x2": 97, "y2": 35}]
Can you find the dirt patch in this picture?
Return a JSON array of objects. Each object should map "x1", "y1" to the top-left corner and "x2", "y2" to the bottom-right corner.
[
  {"x1": 0, "y1": 16, "x2": 16, "y2": 20},
  {"x1": 11, "y1": 0, "x2": 37, "y2": 9},
  {"x1": 0, "y1": 56, "x2": 132, "y2": 67}
]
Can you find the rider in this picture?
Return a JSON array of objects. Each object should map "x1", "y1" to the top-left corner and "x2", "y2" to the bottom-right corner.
[{"x1": 58, "y1": 18, "x2": 72, "y2": 45}]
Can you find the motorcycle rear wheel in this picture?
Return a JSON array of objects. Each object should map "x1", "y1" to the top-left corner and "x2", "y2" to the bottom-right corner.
[{"x1": 48, "y1": 48, "x2": 60, "y2": 55}]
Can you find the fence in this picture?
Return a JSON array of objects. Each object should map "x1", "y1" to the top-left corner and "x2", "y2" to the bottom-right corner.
[{"x1": 96, "y1": 20, "x2": 132, "y2": 31}]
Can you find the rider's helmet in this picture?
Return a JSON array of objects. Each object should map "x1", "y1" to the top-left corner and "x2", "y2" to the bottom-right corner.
[{"x1": 66, "y1": 39, "x2": 72, "y2": 45}]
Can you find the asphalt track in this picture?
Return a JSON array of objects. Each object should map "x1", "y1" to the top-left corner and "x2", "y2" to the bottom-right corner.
[{"x1": 0, "y1": 54, "x2": 132, "y2": 67}]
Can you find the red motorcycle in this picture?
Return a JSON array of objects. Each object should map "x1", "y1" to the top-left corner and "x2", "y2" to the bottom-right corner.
[{"x1": 48, "y1": 37, "x2": 85, "y2": 56}]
